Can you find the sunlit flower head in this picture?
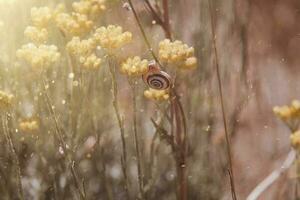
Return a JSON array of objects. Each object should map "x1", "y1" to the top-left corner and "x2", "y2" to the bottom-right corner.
[
  {"x1": 24, "y1": 26, "x2": 48, "y2": 44},
  {"x1": 19, "y1": 119, "x2": 39, "y2": 133},
  {"x1": 66, "y1": 37, "x2": 96, "y2": 56},
  {"x1": 16, "y1": 43, "x2": 60, "y2": 70},
  {"x1": 93, "y1": 25, "x2": 132, "y2": 51},
  {"x1": 144, "y1": 88, "x2": 169, "y2": 101},
  {"x1": 79, "y1": 53, "x2": 102, "y2": 70},
  {"x1": 291, "y1": 130, "x2": 300, "y2": 150},
  {"x1": 121, "y1": 56, "x2": 148, "y2": 77},
  {"x1": 0, "y1": 91, "x2": 14, "y2": 110},
  {"x1": 55, "y1": 12, "x2": 93, "y2": 36},
  {"x1": 159, "y1": 39, "x2": 197, "y2": 70},
  {"x1": 273, "y1": 100, "x2": 300, "y2": 121},
  {"x1": 273, "y1": 100, "x2": 300, "y2": 130},
  {"x1": 53, "y1": 3, "x2": 66, "y2": 18},
  {"x1": 31, "y1": 7, "x2": 52, "y2": 28},
  {"x1": 72, "y1": 0, "x2": 106, "y2": 18}
]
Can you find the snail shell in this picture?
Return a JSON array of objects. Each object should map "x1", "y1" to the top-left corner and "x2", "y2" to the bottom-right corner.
[{"x1": 142, "y1": 61, "x2": 172, "y2": 90}]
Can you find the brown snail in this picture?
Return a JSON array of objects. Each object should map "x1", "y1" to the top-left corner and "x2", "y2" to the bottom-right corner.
[{"x1": 142, "y1": 61, "x2": 172, "y2": 90}]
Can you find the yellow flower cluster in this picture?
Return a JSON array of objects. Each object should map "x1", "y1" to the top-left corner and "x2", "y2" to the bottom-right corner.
[
  {"x1": 72, "y1": 0, "x2": 106, "y2": 18},
  {"x1": 94, "y1": 25, "x2": 132, "y2": 51},
  {"x1": 30, "y1": 7, "x2": 52, "y2": 28},
  {"x1": 67, "y1": 37, "x2": 102, "y2": 70},
  {"x1": 273, "y1": 100, "x2": 300, "y2": 122},
  {"x1": 19, "y1": 119, "x2": 39, "y2": 133},
  {"x1": 24, "y1": 26, "x2": 48, "y2": 44},
  {"x1": 121, "y1": 56, "x2": 148, "y2": 77},
  {"x1": 17, "y1": 43, "x2": 60, "y2": 69},
  {"x1": 0, "y1": 91, "x2": 14, "y2": 110},
  {"x1": 144, "y1": 88, "x2": 170, "y2": 101},
  {"x1": 66, "y1": 37, "x2": 96, "y2": 56},
  {"x1": 55, "y1": 12, "x2": 93, "y2": 36},
  {"x1": 79, "y1": 53, "x2": 102, "y2": 70},
  {"x1": 290, "y1": 130, "x2": 300, "y2": 150},
  {"x1": 159, "y1": 39, "x2": 197, "y2": 70}
]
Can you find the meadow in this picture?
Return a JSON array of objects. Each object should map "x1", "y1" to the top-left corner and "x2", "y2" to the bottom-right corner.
[{"x1": 0, "y1": 0, "x2": 299, "y2": 199}]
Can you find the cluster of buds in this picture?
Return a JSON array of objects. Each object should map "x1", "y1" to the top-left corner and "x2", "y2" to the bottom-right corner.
[
  {"x1": 0, "y1": 90, "x2": 14, "y2": 110},
  {"x1": 19, "y1": 119, "x2": 39, "y2": 133},
  {"x1": 121, "y1": 56, "x2": 148, "y2": 77},
  {"x1": 144, "y1": 88, "x2": 170, "y2": 101},
  {"x1": 16, "y1": 43, "x2": 60, "y2": 70},
  {"x1": 55, "y1": 12, "x2": 93, "y2": 36},
  {"x1": 72, "y1": 0, "x2": 106, "y2": 19},
  {"x1": 93, "y1": 25, "x2": 132, "y2": 51},
  {"x1": 159, "y1": 39, "x2": 197, "y2": 70},
  {"x1": 273, "y1": 100, "x2": 300, "y2": 130}
]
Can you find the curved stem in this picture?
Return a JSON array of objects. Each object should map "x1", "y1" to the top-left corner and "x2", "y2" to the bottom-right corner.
[{"x1": 246, "y1": 150, "x2": 296, "y2": 200}]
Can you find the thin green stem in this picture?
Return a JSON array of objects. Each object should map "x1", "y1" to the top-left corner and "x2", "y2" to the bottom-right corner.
[
  {"x1": 129, "y1": 79, "x2": 145, "y2": 200},
  {"x1": 208, "y1": 1, "x2": 237, "y2": 200},
  {"x1": 41, "y1": 77, "x2": 86, "y2": 200},
  {"x1": 126, "y1": 0, "x2": 161, "y2": 65},
  {"x1": 108, "y1": 58, "x2": 130, "y2": 199}
]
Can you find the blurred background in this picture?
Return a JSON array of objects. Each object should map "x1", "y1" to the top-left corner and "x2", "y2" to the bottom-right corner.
[{"x1": 0, "y1": 0, "x2": 299, "y2": 199}]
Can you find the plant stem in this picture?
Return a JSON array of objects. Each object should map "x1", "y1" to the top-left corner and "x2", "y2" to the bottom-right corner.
[
  {"x1": 129, "y1": 79, "x2": 145, "y2": 200},
  {"x1": 126, "y1": 0, "x2": 161, "y2": 65},
  {"x1": 41, "y1": 77, "x2": 86, "y2": 200},
  {"x1": 208, "y1": 1, "x2": 237, "y2": 199},
  {"x1": 162, "y1": 0, "x2": 172, "y2": 39},
  {"x1": 171, "y1": 89, "x2": 188, "y2": 200},
  {"x1": 108, "y1": 58, "x2": 130, "y2": 199},
  {"x1": 2, "y1": 113, "x2": 24, "y2": 200}
]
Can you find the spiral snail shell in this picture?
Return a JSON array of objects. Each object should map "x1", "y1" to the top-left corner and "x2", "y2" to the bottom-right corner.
[{"x1": 142, "y1": 61, "x2": 172, "y2": 90}]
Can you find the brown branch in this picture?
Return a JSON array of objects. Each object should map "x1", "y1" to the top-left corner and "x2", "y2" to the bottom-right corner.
[
  {"x1": 143, "y1": 0, "x2": 164, "y2": 26},
  {"x1": 162, "y1": 0, "x2": 172, "y2": 39},
  {"x1": 208, "y1": 0, "x2": 238, "y2": 199}
]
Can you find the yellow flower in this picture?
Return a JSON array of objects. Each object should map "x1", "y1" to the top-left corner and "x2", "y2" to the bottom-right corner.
[
  {"x1": 24, "y1": 26, "x2": 48, "y2": 44},
  {"x1": 159, "y1": 39, "x2": 197, "y2": 69},
  {"x1": 53, "y1": 3, "x2": 66, "y2": 19},
  {"x1": 0, "y1": 91, "x2": 14, "y2": 110},
  {"x1": 144, "y1": 88, "x2": 169, "y2": 101},
  {"x1": 183, "y1": 56, "x2": 198, "y2": 70},
  {"x1": 93, "y1": 25, "x2": 132, "y2": 51},
  {"x1": 291, "y1": 130, "x2": 300, "y2": 150},
  {"x1": 55, "y1": 12, "x2": 93, "y2": 36},
  {"x1": 273, "y1": 100, "x2": 300, "y2": 121},
  {"x1": 72, "y1": 0, "x2": 106, "y2": 18},
  {"x1": 121, "y1": 56, "x2": 148, "y2": 77},
  {"x1": 66, "y1": 37, "x2": 96, "y2": 56},
  {"x1": 19, "y1": 119, "x2": 39, "y2": 133},
  {"x1": 31, "y1": 7, "x2": 52, "y2": 28},
  {"x1": 79, "y1": 53, "x2": 102, "y2": 70},
  {"x1": 273, "y1": 106, "x2": 292, "y2": 121},
  {"x1": 16, "y1": 43, "x2": 60, "y2": 69}
]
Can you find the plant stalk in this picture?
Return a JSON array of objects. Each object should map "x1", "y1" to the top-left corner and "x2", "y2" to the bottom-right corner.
[
  {"x1": 129, "y1": 79, "x2": 145, "y2": 200},
  {"x1": 208, "y1": 1, "x2": 237, "y2": 199},
  {"x1": 2, "y1": 113, "x2": 24, "y2": 200},
  {"x1": 108, "y1": 58, "x2": 130, "y2": 199}
]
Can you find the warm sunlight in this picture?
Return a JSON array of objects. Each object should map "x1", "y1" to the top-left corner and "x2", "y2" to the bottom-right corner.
[{"x1": 0, "y1": 0, "x2": 298, "y2": 199}]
